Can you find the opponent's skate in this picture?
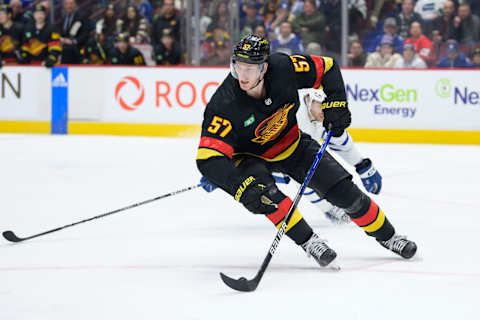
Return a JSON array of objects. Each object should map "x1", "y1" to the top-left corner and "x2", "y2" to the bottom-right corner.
[
  {"x1": 324, "y1": 205, "x2": 351, "y2": 225},
  {"x1": 301, "y1": 233, "x2": 338, "y2": 267},
  {"x1": 377, "y1": 234, "x2": 417, "y2": 259}
]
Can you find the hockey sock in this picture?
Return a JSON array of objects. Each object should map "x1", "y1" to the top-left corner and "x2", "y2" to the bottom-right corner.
[
  {"x1": 266, "y1": 197, "x2": 313, "y2": 245},
  {"x1": 325, "y1": 178, "x2": 395, "y2": 241},
  {"x1": 348, "y1": 196, "x2": 395, "y2": 241}
]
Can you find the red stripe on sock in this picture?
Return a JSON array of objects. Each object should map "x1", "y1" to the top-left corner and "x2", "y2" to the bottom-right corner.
[
  {"x1": 266, "y1": 197, "x2": 292, "y2": 225},
  {"x1": 351, "y1": 200, "x2": 379, "y2": 227}
]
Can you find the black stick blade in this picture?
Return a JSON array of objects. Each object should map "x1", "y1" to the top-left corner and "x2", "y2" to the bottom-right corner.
[
  {"x1": 219, "y1": 273, "x2": 259, "y2": 292},
  {"x1": 2, "y1": 231, "x2": 23, "y2": 243}
]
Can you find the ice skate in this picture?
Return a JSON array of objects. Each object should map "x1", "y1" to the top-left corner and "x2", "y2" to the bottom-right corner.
[
  {"x1": 324, "y1": 205, "x2": 351, "y2": 225},
  {"x1": 377, "y1": 234, "x2": 417, "y2": 259},
  {"x1": 301, "y1": 233, "x2": 339, "y2": 269}
]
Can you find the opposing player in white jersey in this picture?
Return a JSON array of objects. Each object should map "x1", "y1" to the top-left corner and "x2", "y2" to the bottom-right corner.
[{"x1": 272, "y1": 88, "x2": 383, "y2": 224}]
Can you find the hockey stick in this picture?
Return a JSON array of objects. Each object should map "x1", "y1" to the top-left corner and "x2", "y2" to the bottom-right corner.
[
  {"x1": 219, "y1": 130, "x2": 333, "y2": 292},
  {"x1": 2, "y1": 183, "x2": 204, "y2": 243}
]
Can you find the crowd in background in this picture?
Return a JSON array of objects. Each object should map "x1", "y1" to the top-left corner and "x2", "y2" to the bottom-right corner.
[{"x1": 0, "y1": 0, "x2": 479, "y2": 68}]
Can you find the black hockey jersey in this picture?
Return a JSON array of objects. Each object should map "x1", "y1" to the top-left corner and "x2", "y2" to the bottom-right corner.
[
  {"x1": 0, "y1": 22, "x2": 23, "y2": 63},
  {"x1": 81, "y1": 38, "x2": 112, "y2": 64},
  {"x1": 109, "y1": 46, "x2": 145, "y2": 65},
  {"x1": 196, "y1": 53, "x2": 348, "y2": 195},
  {"x1": 21, "y1": 23, "x2": 62, "y2": 64}
]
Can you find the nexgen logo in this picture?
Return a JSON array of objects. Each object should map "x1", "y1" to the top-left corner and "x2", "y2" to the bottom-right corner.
[{"x1": 115, "y1": 76, "x2": 145, "y2": 111}]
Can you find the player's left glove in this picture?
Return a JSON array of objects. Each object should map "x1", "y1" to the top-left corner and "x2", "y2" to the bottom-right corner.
[
  {"x1": 355, "y1": 158, "x2": 382, "y2": 194},
  {"x1": 322, "y1": 100, "x2": 351, "y2": 137},
  {"x1": 200, "y1": 176, "x2": 217, "y2": 192}
]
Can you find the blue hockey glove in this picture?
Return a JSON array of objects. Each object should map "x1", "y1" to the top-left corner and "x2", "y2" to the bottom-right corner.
[
  {"x1": 272, "y1": 173, "x2": 291, "y2": 184},
  {"x1": 200, "y1": 176, "x2": 217, "y2": 192},
  {"x1": 355, "y1": 158, "x2": 382, "y2": 194}
]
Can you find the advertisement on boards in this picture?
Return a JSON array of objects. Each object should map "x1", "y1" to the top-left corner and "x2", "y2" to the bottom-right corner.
[
  {"x1": 0, "y1": 67, "x2": 42, "y2": 120},
  {"x1": 103, "y1": 67, "x2": 229, "y2": 124},
  {"x1": 342, "y1": 69, "x2": 480, "y2": 130}
]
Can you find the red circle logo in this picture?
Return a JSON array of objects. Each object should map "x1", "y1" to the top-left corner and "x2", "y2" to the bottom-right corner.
[{"x1": 115, "y1": 76, "x2": 145, "y2": 111}]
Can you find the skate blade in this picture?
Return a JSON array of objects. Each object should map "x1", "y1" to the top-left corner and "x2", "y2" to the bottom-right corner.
[{"x1": 326, "y1": 262, "x2": 341, "y2": 272}]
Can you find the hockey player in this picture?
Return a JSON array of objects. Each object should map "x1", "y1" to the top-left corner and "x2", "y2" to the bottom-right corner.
[
  {"x1": 109, "y1": 32, "x2": 145, "y2": 65},
  {"x1": 20, "y1": 4, "x2": 62, "y2": 67},
  {"x1": 201, "y1": 88, "x2": 383, "y2": 225},
  {"x1": 196, "y1": 35, "x2": 417, "y2": 268},
  {"x1": 81, "y1": 26, "x2": 112, "y2": 65},
  {"x1": 280, "y1": 88, "x2": 383, "y2": 224},
  {"x1": 0, "y1": 4, "x2": 23, "y2": 67}
]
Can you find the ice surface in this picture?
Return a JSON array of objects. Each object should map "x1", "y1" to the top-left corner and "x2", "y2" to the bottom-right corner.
[{"x1": 1, "y1": 134, "x2": 479, "y2": 320}]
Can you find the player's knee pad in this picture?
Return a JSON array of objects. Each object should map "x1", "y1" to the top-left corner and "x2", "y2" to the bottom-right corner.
[{"x1": 323, "y1": 178, "x2": 370, "y2": 217}]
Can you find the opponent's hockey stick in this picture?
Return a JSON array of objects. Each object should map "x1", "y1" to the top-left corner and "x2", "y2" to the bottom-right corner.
[
  {"x1": 220, "y1": 130, "x2": 334, "y2": 292},
  {"x1": 2, "y1": 183, "x2": 204, "y2": 243}
]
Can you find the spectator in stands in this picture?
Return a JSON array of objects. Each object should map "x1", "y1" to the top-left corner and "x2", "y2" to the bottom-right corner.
[
  {"x1": 266, "y1": 1, "x2": 291, "y2": 40},
  {"x1": 368, "y1": 17, "x2": 404, "y2": 53},
  {"x1": 305, "y1": 42, "x2": 322, "y2": 56},
  {"x1": 431, "y1": 0, "x2": 456, "y2": 41},
  {"x1": 347, "y1": 40, "x2": 367, "y2": 67},
  {"x1": 118, "y1": 5, "x2": 149, "y2": 44},
  {"x1": 320, "y1": 0, "x2": 342, "y2": 54},
  {"x1": 262, "y1": 0, "x2": 278, "y2": 26},
  {"x1": 82, "y1": 25, "x2": 112, "y2": 65},
  {"x1": 203, "y1": 2, "x2": 231, "y2": 60},
  {"x1": 253, "y1": 24, "x2": 267, "y2": 38},
  {"x1": 395, "y1": 43, "x2": 427, "y2": 68},
  {"x1": 414, "y1": 0, "x2": 447, "y2": 21},
  {"x1": 201, "y1": 39, "x2": 230, "y2": 66},
  {"x1": 153, "y1": 28, "x2": 181, "y2": 65},
  {"x1": 365, "y1": 34, "x2": 403, "y2": 68},
  {"x1": 291, "y1": 0, "x2": 327, "y2": 48},
  {"x1": 133, "y1": 0, "x2": 153, "y2": 23},
  {"x1": 472, "y1": 48, "x2": 480, "y2": 68},
  {"x1": 20, "y1": 4, "x2": 61, "y2": 67},
  {"x1": 271, "y1": 21, "x2": 304, "y2": 55},
  {"x1": 0, "y1": 4, "x2": 23, "y2": 67},
  {"x1": 96, "y1": 4, "x2": 118, "y2": 43},
  {"x1": 348, "y1": 0, "x2": 367, "y2": 40},
  {"x1": 152, "y1": 0, "x2": 180, "y2": 43},
  {"x1": 396, "y1": 0, "x2": 424, "y2": 39},
  {"x1": 109, "y1": 32, "x2": 145, "y2": 65},
  {"x1": 10, "y1": 0, "x2": 29, "y2": 26},
  {"x1": 437, "y1": 40, "x2": 474, "y2": 67},
  {"x1": 59, "y1": 0, "x2": 89, "y2": 64},
  {"x1": 240, "y1": 0, "x2": 264, "y2": 37},
  {"x1": 404, "y1": 21, "x2": 434, "y2": 64},
  {"x1": 452, "y1": 3, "x2": 480, "y2": 43}
]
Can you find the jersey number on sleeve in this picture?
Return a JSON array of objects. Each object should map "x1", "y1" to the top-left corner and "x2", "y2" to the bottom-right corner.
[
  {"x1": 207, "y1": 116, "x2": 232, "y2": 137},
  {"x1": 290, "y1": 55, "x2": 310, "y2": 73}
]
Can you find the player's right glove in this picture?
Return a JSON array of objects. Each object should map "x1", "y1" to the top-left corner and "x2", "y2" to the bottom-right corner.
[
  {"x1": 355, "y1": 158, "x2": 382, "y2": 194},
  {"x1": 321, "y1": 100, "x2": 351, "y2": 137},
  {"x1": 235, "y1": 176, "x2": 279, "y2": 215},
  {"x1": 200, "y1": 176, "x2": 217, "y2": 192}
]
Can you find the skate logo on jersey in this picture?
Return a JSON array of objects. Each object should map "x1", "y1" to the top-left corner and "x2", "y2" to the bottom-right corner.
[{"x1": 252, "y1": 103, "x2": 295, "y2": 145}]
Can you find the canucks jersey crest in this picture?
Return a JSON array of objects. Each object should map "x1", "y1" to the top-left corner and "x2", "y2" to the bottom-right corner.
[{"x1": 251, "y1": 103, "x2": 295, "y2": 145}]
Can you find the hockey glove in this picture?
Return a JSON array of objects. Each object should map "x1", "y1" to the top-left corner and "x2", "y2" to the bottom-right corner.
[
  {"x1": 272, "y1": 173, "x2": 291, "y2": 184},
  {"x1": 45, "y1": 55, "x2": 56, "y2": 68},
  {"x1": 235, "y1": 176, "x2": 279, "y2": 215},
  {"x1": 200, "y1": 176, "x2": 217, "y2": 192},
  {"x1": 322, "y1": 101, "x2": 351, "y2": 137},
  {"x1": 355, "y1": 158, "x2": 382, "y2": 194}
]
